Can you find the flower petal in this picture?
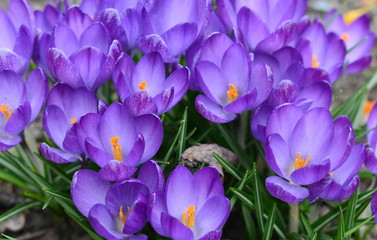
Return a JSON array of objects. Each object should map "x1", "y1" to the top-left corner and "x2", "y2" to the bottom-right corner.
[
  {"x1": 265, "y1": 176, "x2": 309, "y2": 203},
  {"x1": 138, "y1": 160, "x2": 165, "y2": 193},
  {"x1": 195, "y1": 95, "x2": 236, "y2": 123},
  {"x1": 161, "y1": 212, "x2": 194, "y2": 240},
  {"x1": 290, "y1": 159, "x2": 331, "y2": 185},
  {"x1": 40, "y1": 143, "x2": 79, "y2": 164}
]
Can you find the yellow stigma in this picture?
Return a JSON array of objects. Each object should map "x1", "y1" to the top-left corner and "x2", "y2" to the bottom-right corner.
[
  {"x1": 340, "y1": 33, "x2": 350, "y2": 42},
  {"x1": 181, "y1": 205, "x2": 196, "y2": 229},
  {"x1": 119, "y1": 206, "x2": 131, "y2": 224},
  {"x1": 311, "y1": 56, "x2": 320, "y2": 68},
  {"x1": 364, "y1": 100, "x2": 376, "y2": 116},
  {"x1": 294, "y1": 152, "x2": 311, "y2": 170},
  {"x1": 227, "y1": 84, "x2": 238, "y2": 102},
  {"x1": 0, "y1": 104, "x2": 13, "y2": 120},
  {"x1": 138, "y1": 81, "x2": 147, "y2": 90},
  {"x1": 110, "y1": 136, "x2": 123, "y2": 162},
  {"x1": 343, "y1": 6, "x2": 374, "y2": 25},
  {"x1": 70, "y1": 118, "x2": 77, "y2": 124},
  {"x1": 329, "y1": 171, "x2": 334, "y2": 176}
]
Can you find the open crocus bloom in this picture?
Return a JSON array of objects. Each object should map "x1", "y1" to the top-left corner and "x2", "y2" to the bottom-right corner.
[
  {"x1": 149, "y1": 166, "x2": 230, "y2": 240},
  {"x1": 264, "y1": 104, "x2": 354, "y2": 203},
  {"x1": 71, "y1": 161, "x2": 164, "y2": 240},
  {"x1": 0, "y1": 69, "x2": 48, "y2": 150},
  {"x1": 40, "y1": 83, "x2": 98, "y2": 163},
  {"x1": 195, "y1": 33, "x2": 272, "y2": 123},
  {"x1": 0, "y1": 0, "x2": 34, "y2": 74},
  {"x1": 113, "y1": 52, "x2": 189, "y2": 116},
  {"x1": 47, "y1": 6, "x2": 122, "y2": 89},
  {"x1": 325, "y1": 9, "x2": 375, "y2": 74},
  {"x1": 77, "y1": 102, "x2": 163, "y2": 181}
]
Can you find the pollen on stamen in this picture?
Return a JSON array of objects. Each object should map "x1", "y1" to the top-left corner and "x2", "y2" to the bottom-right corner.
[
  {"x1": 341, "y1": 33, "x2": 350, "y2": 42},
  {"x1": 110, "y1": 136, "x2": 123, "y2": 162},
  {"x1": 294, "y1": 152, "x2": 311, "y2": 170},
  {"x1": 312, "y1": 56, "x2": 320, "y2": 68},
  {"x1": 138, "y1": 81, "x2": 147, "y2": 90},
  {"x1": 227, "y1": 84, "x2": 238, "y2": 102},
  {"x1": 181, "y1": 205, "x2": 196, "y2": 229},
  {"x1": 0, "y1": 104, "x2": 13, "y2": 120},
  {"x1": 70, "y1": 118, "x2": 77, "y2": 124}
]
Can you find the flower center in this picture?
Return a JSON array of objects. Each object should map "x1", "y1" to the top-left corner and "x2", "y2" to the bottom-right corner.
[
  {"x1": 110, "y1": 136, "x2": 123, "y2": 162},
  {"x1": 0, "y1": 104, "x2": 13, "y2": 120},
  {"x1": 119, "y1": 206, "x2": 131, "y2": 224},
  {"x1": 227, "y1": 84, "x2": 238, "y2": 102},
  {"x1": 340, "y1": 33, "x2": 350, "y2": 42},
  {"x1": 70, "y1": 118, "x2": 77, "y2": 124},
  {"x1": 294, "y1": 152, "x2": 311, "y2": 170},
  {"x1": 181, "y1": 205, "x2": 196, "y2": 229},
  {"x1": 138, "y1": 81, "x2": 147, "y2": 90},
  {"x1": 311, "y1": 56, "x2": 320, "y2": 68}
]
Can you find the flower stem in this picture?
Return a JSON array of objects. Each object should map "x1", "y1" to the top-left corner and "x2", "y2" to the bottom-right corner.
[
  {"x1": 237, "y1": 112, "x2": 248, "y2": 149},
  {"x1": 289, "y1": 203, "x2": 299, "y2": 234}
]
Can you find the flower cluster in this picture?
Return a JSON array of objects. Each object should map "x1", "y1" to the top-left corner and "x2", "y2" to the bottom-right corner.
[{"x1": 1, "y1": 0, "x2": 377, "y2": 238}]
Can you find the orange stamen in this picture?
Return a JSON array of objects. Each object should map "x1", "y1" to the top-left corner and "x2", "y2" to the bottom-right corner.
[
  {"x1": 312, "y1": 56, "x2": 320, "y2": 68},
  {"x1": 110, "y1": 136, "x2": 123, "y2": 162},
  {"x1": 70, "y1": 118, "x2": 77, "y2": 124},
  {"x1": 363, "y1": 101, "x2": 376, "y2": 116},
  {"x1": 294, "y1": 152, "x2": 311, "y2": 170},
  {"x1": 227, "y1": 84, "x2": 238, "y2": 102},
  {"x1": 0, "y1": 104, "x2": 13, "y2": 120},
  {"x1": 329, "y1": 171, "x2": 334, "y2": 176},
  {"x1": 340, "y1": 33, "x2": 350, "y2": 42},
  {"x1": 181, "y1": 205, "x2": 196, "y2": 229},
  {"x1": 138, "y1": 81, "x2": 147, "y2": 90}
]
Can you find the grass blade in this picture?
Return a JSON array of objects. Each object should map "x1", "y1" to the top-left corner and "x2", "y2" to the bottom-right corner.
[
  {"x1": 242, "y1": 204, "x2": 256, "y2": 240},
  {"x1": 344, "y1": 191, "x2": 358, "y2": 240},
  {"x1": 344, "y1": 216, "x2": 374, "y2": 238},
  {"x1": 300, "y1": 212, "x2": 314, "y2": 237},
  {"x1": 252, "y1": 163, "x2": 264, "y2": 231},
  {"x1": 0, "y1": 201, "x2": 41, "y2": 222},
  {"x1": 178, "y1": 107, "x2": 188, "y2": 157},
  {"x1": 336, "y1": 206, "x2": 345, "y2": 240},
  {"x1": 262, "y1": 203, "x2": 277, "y2": 240}
]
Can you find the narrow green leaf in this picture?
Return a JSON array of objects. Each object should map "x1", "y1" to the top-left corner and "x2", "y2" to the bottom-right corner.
[
  {"x1": 344, "y1": 216, "x2": 374, "y2": 238},
  {"x1": 242, "y1": 204, "x2": 256, "y2": 240},
  {"x1": 230, "y1": 188, "x2": 255, "y2": 209},
  {"x1": 212, "y1": 152, "x2": 242, "y2": 181},
  {"x1": 15, "y1": 144, "x2": 37, "y2": 171},
  {"x1": 300, "y1": 212, "x2": 314, "y2": 237},
  {"x1": 42, "y1": 195, "x2": 55, "y2": 210},
  {"x1": 311, "y1": 233, "x2": 318, "y2": 240},
  {"x1": 178, "y1": 107, "x2": 188, "y2": 157},
  {"x1": 230, "y1": 171, "x2": 253, "y2": 209},
  {"x1": 162, "y1": 121, "x2": 182, "y2": 166},
  {"x1": 252, "y1": 163, "x2": 264, "y2": 231},
  {"x1": 336, "y1": 206, "x2": 345, "y2": 240},
  {"x1": 34, "y1": 153, "x2": 72, "y2": 184},
  {"x1": 344, "y1": 191, "x2": 358, "y2": 240},
  {"x1": 0, "y1": 171, "x2": 29, "y2": 189},
  {"x1": 0, "y1": 154, "x2": 30, "y2": 183},
  {"x1": 1, "y1": 234, "x2": 17, "y2": 240},
  {"x1": 262, "y1": 203, "x2": 277, "y2": 240},
  {"x1": 0, "y1": 201, "x2": 41, "y2": 222},
  {"x1": 43, "y1": 188, "x2": 71, "y2": 201}
]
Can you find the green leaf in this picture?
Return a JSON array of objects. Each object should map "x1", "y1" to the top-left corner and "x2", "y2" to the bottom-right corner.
[
  {"x1": 178, "y1": 107, "x2": 188, "y2": 157},
  {"x1": 300, "y1": 212, "x2": 314, "y2": 237},
  {"x1": 212, "y1": 152, "x2": 242, "y2": 181},
  {"x1": 344, "y1": 191, "x2": 358, "y2": 240},
  {"x1": 230, "y1": 188, "x2": 255, "y2": 209},
  {"x1": 1, "y1": 234, "x2": 17, "y2": 240},
  {"x1": 344, "y1": 216, "x2": 374, "y2": 238},
  {"x1": 336, "y1": 206, "x2": 345, "y2": 240},
  {"x1": 252, "y1": 163, "x2": 264, "y2": 231},
  {"x1": 262, "y1": 203, "x2": 277, "y2": 240},
  {"x1": 42, "y1": 195, "x2": 55, "y2": 210},
  {"x1": 242, "y1": 204, "x2": 256, "y2": 240},
  {"x1": 34, "y1": 153, "x2": 72, "y2": 184},
  {"x1": 0, "y1": 171, "x2": 29, "y2": 189},
  {"x1": 311, "y1": 233, "x2": 318, "y2": 240},
  {"x1": 43, "y1": 188, "x2": 72, "y2": 202},
  {"x1": 230, "y1": 170, "x2": 253, "y2": 209},
  {"x1": 0, "y1": 201, "x2": 41, "y2": 222},
  {"x1": 65, "y1": 209, "x2": 104, "y2": 240}
]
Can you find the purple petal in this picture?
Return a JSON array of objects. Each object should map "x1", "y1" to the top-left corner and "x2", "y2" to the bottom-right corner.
[
  {"x1": 71, "y1": 169, "x2": 111, "y2": 217},
  {"x1": 62, "y1": 123, "x2": 82, "y2": 154},
  {"x1": 250, "y1": 105, "x2": 273, "y2": 142},
  {"x1": 223, "y1": 89, "x2": 257, "y2": 114},
  {"x1": 249, "y1": 64, "x2": 273, "y2": 108},
  {"x1": 265, "y1": 176, "x2": 309, "y2": 203},
  {"x1": 161, "y1": 22, "x2": 198, "y2": 57},
  {"x1": 149, "y1": 191, "x2": 168, "y2": 235},
  {"x1": 0, "y1": 49, "x2": 29, "y2": 74},
  {"x1": 268, "y1": 80, "x2": 298, "y2": 107},
  {"x1": 294, "y1": 81, "x2": 332, "y2": 110},
  {"x1": 124, "y1": 92, "x2": 158, "y2": 117},
  {"x1": 47, "y1": 48, "x2": 83, "y2": 88},
  {"x1": 8, "y1": 0, "x2": 34, "y2": 33},
  {"x1": 76, "y1": 113, "x2": 102, "y2": 156},
  {"x1": 307, "y1": 176, "x2": 332, "y2": 203},
  {"x1": 123, "y1": 136, "x2": 145, "y2": 167},
  {"x1": 0, "y1": 70, "x2": 26, "y2": 108},
  {"x1": 264, "y1": 134, "x2": 292, "y2": 179},
  {"x1": 0, "y1": 9, "x2": 17, "y2": 49},
  {"x1": 85, "y1": 138, "x2": 112, "y2": 167},
  {"x1": 65, "y1": 7, "x2": 92, "y2": 39},
  {"x1": 290, "y1": 159, "x2": 331, "y2": 185},
  {"x1": 13, "y1": 25, "x2": 33, "y2": 60},
  {"x1": 194, "y1": 167, "x2": 224, "y2": 210},
  {"x1": 79, "y1": 22, "x2": 110, "y2": 54},
  {"x1": 40, "y1": 143, "x2": 79, "y2": 163},
  {"x1": 138, "y1": 160, "x2": 165, "y2": 193},
  {"x1": 194, "y1": 196, "x2": 230, "y2": 239},
  {"x1": 198, "y1": 230, "x2": 222, "y2": 240},
  {"x1": 163, "y1": 67, "x2": 189, "y2": 111},
  {"x1": 161, "y1": 212, "x2": 194, "y2": 240},
  {"x1": 345, "y1": 56, "x2": 372, "y2": 74},
  {"x1": 0, "y1": 135, "x2": 21, "y2": 151},
  {"x1": 137, "y1": 34, "x2": 176, "y2": 62},
  {"x1": 88, "y1": 204, "x2": 125, "y2": 239},
  {"x1": 53, "y1": 25, "x2": 79, "y2": 56},
  {"x1": 113, "y1": 53, "x2": 135, "y2": 101},
  {"x1": 4, "y1": 102, "x2": 31, "y2": 135},
  {"x1": 99, "y1": 8, "x2": 128, "y2": 47},
  {"x1": 99, "y1": 160, "x2": 138, "y2": 181},
  {"x1": 198, "y1": 33, "x2": 234, "y2": 67},
  {"x1": 154, "y1": 88, "x2": 175, "y2": 115},
  {"x1": 26, "y1": 68, "x2": 48, "y2": 122},
  {"x1": 256, "y1": 20, "x2": 296, "y2": 52},
  {"x1": 42, "y1": 105, "x2": 69, "y2": 148},
  {"x1": 195, "y1": 95, "x2": 236, "y2": 123},
  {"x1": 123, "y1": 193, "x2": 149, "y2": 234},
  {"x1": 372, "y1": 192, "x2": 377, "y2": 222}
]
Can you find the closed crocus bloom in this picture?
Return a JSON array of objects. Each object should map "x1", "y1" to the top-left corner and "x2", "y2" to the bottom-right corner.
[
  {"x1": 195, "y1": 33, "x2": 272, "y2": 123},
  {"x1": 264, "y1": 104, "x2": 354, "y2": 203},
  {"x1": 325, "y1": 10, "x2": 375, "y2": 74},
  {"x1": 149, "y1": 166, "x2": 230, "y2": 240},
  {"x1": 296, "y1": 22, "x2": 346, "y2": 83},
  {"x1": 0, "y1": 69, "x2": 48, "y2": 150},
  {"x1": 77, "y1": 102, "x2": 163, "y2": 181},
  {"x1": 137, "y1": 0, "x2": 210, "y2": 62},
  {"x1": 47, "y1": 6, "x2": 122, "y2": 89},
  {"x1": 218, "y1": 0, "x2": 308, "y2": 52},
  {"x1": 71, "y1": 161, "x2": 163, "y2": 240},
  {"x1": 0, "y1": 0, "x2": 34, "y2": 74},
  {"x1": 40, "y1": 83, "x2": 98, "y2": 163},
  {"x1": 113, "y1": 52, "x2": 189, "y2": 116}
]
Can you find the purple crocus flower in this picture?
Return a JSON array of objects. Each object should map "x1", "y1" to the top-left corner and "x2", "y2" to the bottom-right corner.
[
  {"x1": 194, "y1": 33, "x2": 272, "y2": 123},
  {"x1": 149, "y1": 166, "x2": 230, "y2": 240},
  {"x1": 365, "y1": 103, "x2": 377, "y2": 174},
  {"x1": 0, "y1": 0, "x2": 34, "y2": 74},
  {"x1": 311, "y1": 143, "x2": 365, "y2": 201},
  {"x1": 113, "y1": 52, "x2": 189, "y2": 116},
  {"x1": 296, "y1": 22, "x2": 346, "y2": 83},
  {"x1": 250, "y1": 47, "x2": 332, "y2": 141},
  {"x1": 264, "y1": 104, "x2": 354, "y2": 203},
  {"x1": 0, "y1": 69, "x2": 48, "y2": 150},
  {"x1": 325, "y1": 10, "x2": 375, "y2": 74},
  {"x1": 76, "y1": 102, "x2": 163, "y2": 181},
  {"x1": 40, "y1": 83, "x2": 98, "y2": 163},
  {"x1": 218, "y1": 0, "x2": 308, "y2": 52},
  {"x1": 137, "y1": 0, "x2": 210, "y2": 62},
  {"x1": 47, "y1": 6, "x2": 122, "y2": 89},
  {"x1": 71, "y1": 160, "x2": 164, "y2": 240}
]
